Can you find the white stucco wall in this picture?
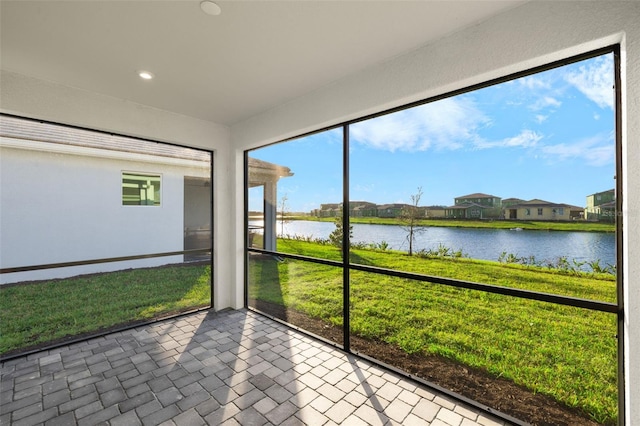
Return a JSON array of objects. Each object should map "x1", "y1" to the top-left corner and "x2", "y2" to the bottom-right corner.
[
  {"x1": 0, "y1": 141, "x2": 210, "y2": 284},
  {"x1": 230, "y1": 2, "x2": 640, "y2": 424}
]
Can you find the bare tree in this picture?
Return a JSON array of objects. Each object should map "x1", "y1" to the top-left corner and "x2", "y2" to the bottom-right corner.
[
  {"x1": 400, "y1": 186, "x2": 426, "y2": 256},
  {"x1": 279, "y1": 194, "x2": 290, "y2": 236}
]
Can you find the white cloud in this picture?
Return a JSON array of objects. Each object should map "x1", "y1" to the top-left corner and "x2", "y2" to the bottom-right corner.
[
  {"x1": 349, "y1": 97, "x2": 489, "y2": 152},
  {"x1": 353, "y1": 183, "x2": 375, "y2": 193},
  {"x1": 535, "y1": 114, "x2": 548, "y2": 124},
  {"x1": 518, "y1": 75, "x2": 550, "y2": 90},
  {"x1": 564, "y1": 55, "x2": 614, "y2": 109},
  {"x1": 475, "y1": 129, "x2": 543, "y2": 149},
  {"x1": 540, "y1": 133, "x2": 614, "y2": 166},
  {"x1": 529, "y1": 96, "x2": 562, "y2": 111}
]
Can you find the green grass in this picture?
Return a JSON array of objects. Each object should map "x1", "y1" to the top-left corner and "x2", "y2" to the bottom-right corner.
[
  {"x1": 0, "y1": 264, "x2": 211, "y2": 355},
  {"x1": 249, "y1": 239, "x2": 618, "y2": 424},
  {"x1": 289, "y1": 215, "x2": 615, "y2": 233}
]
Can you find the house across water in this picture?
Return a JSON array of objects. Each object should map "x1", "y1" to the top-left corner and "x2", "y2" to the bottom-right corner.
[{"x1": 585, "y1": 189, "x2": 616, "y2": 222}]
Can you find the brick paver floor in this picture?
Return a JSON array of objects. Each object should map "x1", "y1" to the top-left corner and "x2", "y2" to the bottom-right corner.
[{"x1": 1, "y1": 309, "x2": 510, "y2": 425}]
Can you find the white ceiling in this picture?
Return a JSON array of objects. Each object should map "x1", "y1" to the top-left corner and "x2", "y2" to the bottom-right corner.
[{"x1": 0, "y1": 1, "x2": 524, "y2": 126}]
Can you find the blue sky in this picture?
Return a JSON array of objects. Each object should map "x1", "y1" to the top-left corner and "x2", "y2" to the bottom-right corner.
[{"x1": 249, "y1": 53, "x2": 615, "y2": 213}]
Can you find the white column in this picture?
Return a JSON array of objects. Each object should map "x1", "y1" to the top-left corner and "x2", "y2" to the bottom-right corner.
[{"x1": 264, "y1": 180, "x2": 277, "y2": 251}]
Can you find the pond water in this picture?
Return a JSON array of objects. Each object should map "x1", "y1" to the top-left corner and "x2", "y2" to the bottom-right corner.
[{"x1": 256, "y1": 220, "x2": 616, "y2": 267}]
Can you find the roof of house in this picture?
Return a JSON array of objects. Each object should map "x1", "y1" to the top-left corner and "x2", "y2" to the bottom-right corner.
[
  {"x1": 352, "y1": 205, "x2": 376, "y2": 211},
  {"x1": 349, "y1": 201, "x2": 377, "y2": 207},
  {"x1": 248, "y1": 158, "x2": 293, "y2": 177},
  {"x1": 510, "y1": 199, "x2": 582, "y2": 209},
  {"x1": 455, "y1": 193, "x2": 500, "y2": 199},
  {"x1": 502, "y1": 197, "x2": 524, "y2": 203},
  {"x1": 0, "y1": 114, "x2": 211, "y2": 162},
  {"x1": 377, "y1": 203, "x2": 412, "y2": 210}
]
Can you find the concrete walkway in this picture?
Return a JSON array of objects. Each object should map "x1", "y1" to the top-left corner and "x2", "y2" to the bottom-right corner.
[{"x1": 1, "y1": 309, "x2": 510, "y2": 426}]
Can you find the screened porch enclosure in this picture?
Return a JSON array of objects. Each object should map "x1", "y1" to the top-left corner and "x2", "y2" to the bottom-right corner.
[
  {"x1": 245, "y1": 48, "x2": 622, "y2": 426},
  {"x1": 0, "y1": 115, "x2": 214, "y2": 357}
]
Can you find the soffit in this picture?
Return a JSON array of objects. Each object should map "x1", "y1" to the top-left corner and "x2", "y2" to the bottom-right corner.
[{"x1": 0, "y1": 1, "x2": 524, "y2": 126}]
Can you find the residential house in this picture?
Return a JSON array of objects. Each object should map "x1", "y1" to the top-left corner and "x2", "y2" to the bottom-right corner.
[
  {"x1": 376, "y1": 203, "x2": 413, "y2": 218},
  {"x1": 508, "y1": 199, "x2": 582, "y2": 221},
  {"x1": 350, "y1": 201, "x2": 378, "y2": 217},
  {"x1": 313, "y1": 203, "x2": 341, "y2": 217},
  {"x1": 454, "y1": 193, "x2": 502, "y2": 218},
  {"x1": 586, "y1": 189, "x2": 616, "y2": 221}
]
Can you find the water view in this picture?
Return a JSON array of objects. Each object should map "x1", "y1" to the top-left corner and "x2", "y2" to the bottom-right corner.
[{"x1": 260, "y1": 220, "x2": 615, "y2": 268}]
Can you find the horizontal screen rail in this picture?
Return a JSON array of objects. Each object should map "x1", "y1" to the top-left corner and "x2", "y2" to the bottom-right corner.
[
  {"x1": 249, "y1": 247, "x2": 343, "y2": 268},
  {"x1": 248, "y1": 248, "x2": 617, "y2": 314},
  {"x1": 0, "y1": 248, "x2": 212, "y2": 274}
]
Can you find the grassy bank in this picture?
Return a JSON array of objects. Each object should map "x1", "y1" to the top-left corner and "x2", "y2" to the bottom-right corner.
[
  {"x1": 0, "y1": 264, "x2": 211, "y2": 356},
  {"x1": 249, "y1": 239, "x2": 617, "y2": 424},
  {"x1": 289, "y1": 215, "x2": 615, "y2": 233}
]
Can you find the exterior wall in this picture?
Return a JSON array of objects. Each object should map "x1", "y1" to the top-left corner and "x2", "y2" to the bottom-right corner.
[
  {"x1": 377, "y1": 207, "x2": 402, "y2": 218},
  {"x1": 594, "y1": 190, "x2": 615, "y2": 207},
  {"x1": 586, "y1": 190, "x2": 616, "y2": 220},
  {"x1": 590, "y1": 204, "x2": 617, "y2": 222},
  {"x1": 360, "y1": 208, "x2": 377, "y2": 217},
  {"x1": 516, "y1": 206, "x2": 571, "y2": 221},
  {"x1": 0, "y1": 142, "x2": 209, "y2": 284},
  {"x1": 467, "y1": 207, "x2": 484, "y2": 219},
  {"x1": 445, "y1": 206, "x2": 484, "y2": 219},
  {"x1": 455, "y1": 196, "x2": 500, "y2": 208},
  {"x1": 426, "y1": 208, "x2": 446, "y2": 218},
  {"x1": 230, "y1": 4, "x2": 640, "y2": 424}
]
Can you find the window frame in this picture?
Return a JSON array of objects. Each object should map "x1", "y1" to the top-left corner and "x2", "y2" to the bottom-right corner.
[
  {"x1": 121, "y1": 171, "x2": 163, "y2": 207},
  {"x1": 244, "y1": 44, "x2": 623, "y2": 426}
]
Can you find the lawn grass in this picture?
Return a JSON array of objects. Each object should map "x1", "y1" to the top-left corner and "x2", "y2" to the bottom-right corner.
[
  {"x1": 0, "y1": 264, "x2": 211, "y2": 355},
  {"x1": 290, "y1": 215, "x2": 615, "y2": 233},
  {"x1": 249, "y1": 239, "x2": 618, "y2": 424}
]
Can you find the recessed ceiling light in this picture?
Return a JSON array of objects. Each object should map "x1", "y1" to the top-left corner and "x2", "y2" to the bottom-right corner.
[
  {"x1": 138, "y1": 70, "x2": 154, "y2": 80},
  {"x1": 200, "y1": 1, "x2": 221, "y2": 16}
]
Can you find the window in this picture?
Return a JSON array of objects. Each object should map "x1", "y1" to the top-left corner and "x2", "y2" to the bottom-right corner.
[
  {"x1": 122, "y1": 173, "x2": 161, "y2": 206},
  {"x1": 537, "y1": 208, "x2": 543, "y2": 215},
  {"x1": 525, "y1": 208, "x2": 531, "y2": 216}
]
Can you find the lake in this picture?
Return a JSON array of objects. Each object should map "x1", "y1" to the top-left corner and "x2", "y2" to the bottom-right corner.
[{"x1": 256, "y1": 220, "x2": 616, "y2": 267}]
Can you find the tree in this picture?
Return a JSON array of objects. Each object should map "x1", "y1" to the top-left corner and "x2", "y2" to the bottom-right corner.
[
  {"x1": 279, "y1": 194, "x2": 290, "y2": 236},
  {"x1": 328, "y1": 206, "x2": 353, "y2": 255},
  {"x1": 400, "y1": 186, "x2": 426, "y2": 256}
]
